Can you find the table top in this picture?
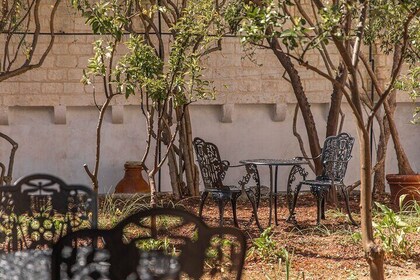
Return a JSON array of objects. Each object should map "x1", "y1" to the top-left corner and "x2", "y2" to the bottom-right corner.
[{"x1": 240, "y1": 158, "x2": 309, "y2": 166}]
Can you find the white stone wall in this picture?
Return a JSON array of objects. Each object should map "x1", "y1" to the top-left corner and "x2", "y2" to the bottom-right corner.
[
  {"x1": 0, "y1": 102, "x2": 418, "y2": 193},
  {"x1": 0, "y1": 4, "x2": 419, "y2": 192}
]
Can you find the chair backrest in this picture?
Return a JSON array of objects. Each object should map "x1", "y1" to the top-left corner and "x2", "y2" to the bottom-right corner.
[
  {"x1": 52, "y1": 208, "x2": 246, "y2": 280},
  {"x1": 193, "y1": 137, "x2": 229, "y2": 190},
  {"x1": 0, "y1": 174, "x2": 97, "y2": 252},
  {"x1": 114, "y1": 208, "x2": 246, "y2": 280},
  {"x1": 319, "y1": 133, "x2": 355, "y2": 182},
  {"x1": 51, "y1": 228, "x2": 116, "y2": 280},
  {"x1": 0, "y1": 132, "x2": 18, "y2": 186}
]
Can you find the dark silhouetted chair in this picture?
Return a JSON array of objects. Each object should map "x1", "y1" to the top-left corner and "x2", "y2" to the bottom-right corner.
[
  {"x1": 0, "y1": 132, "x2": 18, "y2": 186},
  {"x1": 193, "y1": 137, "x2": 263, "y2": 230},
  {"x1": 289, "y1": 133, "x2": 356, "y2": 225},
  {"x1": 0, "y1": 174, "x2": 97, "y2": 252},
  {"x1": 52, "y1": 208, "x2": 246, "y2": 280}
]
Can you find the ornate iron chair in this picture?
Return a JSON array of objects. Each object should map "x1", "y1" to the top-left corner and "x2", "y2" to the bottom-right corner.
[
  {"x1": 193, "y1": 137, "x2": 262, "y2": 230},
  {"x1": 0, "y1": 174, "x2": 97, "y2": 252},
  {"x1": 289, "y1": 133, "x2": 356, "y2": 225},
  {"x1": 52, "y1": 208, "x2": 247, "y2": 280},
  {"x1": 0, "y1": 132, "x2": 18, "y2": 186}
]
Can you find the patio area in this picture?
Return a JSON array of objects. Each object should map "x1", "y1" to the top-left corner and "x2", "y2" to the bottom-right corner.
[
  {"x1": 1, "y1": 0, "x2": 420, "y2": 279},
  {"x1": 96, "y1": 192, "x2": 420, "y2": 280}
]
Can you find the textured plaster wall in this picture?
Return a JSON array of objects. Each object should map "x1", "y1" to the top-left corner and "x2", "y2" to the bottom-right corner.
[
  {"x1": 0, "y1": 4, "x2": 419, "y2": 192},
  {"x1": 0, "y1": 103, "x2": 418, "y2": 193}
]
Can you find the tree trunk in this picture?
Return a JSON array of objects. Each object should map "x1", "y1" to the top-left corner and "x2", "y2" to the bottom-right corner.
[
  {"x1": 326, "y1": 63, "x2": 347, "y2": 137},
  {"x1": 373, "y1": 111, "x2": 390, "y2": 195},
  {"x1": 178, "y1": 106, "x2": 200, "y2": 196},
  {"x1": 149, "y1": 174, "x2": 157, "y2": 208},
  {"x1": 267, "y1": 36, "x2": 322, "y2": 175},
  {"x1": 384, "y1": 100, "x2": 415, "y2": 175},
  {"x1": 167, "y1": 148, "x2": 181, "y2": 199},
  {"x1": 358, "y1": 128, "x2": 385, "y2": 280},
  {"x1": 383, "y1": 45, "x2": 415, "y2": 175},
  {"x1": 326, "y1": 64, "x2": 347, "y2": 205}
]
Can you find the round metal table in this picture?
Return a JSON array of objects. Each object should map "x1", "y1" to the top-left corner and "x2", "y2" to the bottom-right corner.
[{"x1": 239, "y1": 158, "x2": 308, "y2": 226}]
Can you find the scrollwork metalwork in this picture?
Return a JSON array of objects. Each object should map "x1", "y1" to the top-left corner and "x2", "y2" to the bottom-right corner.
[
  {"x1": 286, "y1": 165, "x2": 308, "y2": 223},
  {"x1": 51, "y1": 208, "x2": 246, "y2": 280},
  {"x1": 193, "y1": 137, "x2": 263, "y2": 231},
  {"x1": 288, "y1": 133, "x2": 356, "y2": 225},
  {"x1": 0, "y1": 174, "x2": 97, "y2": 252}
]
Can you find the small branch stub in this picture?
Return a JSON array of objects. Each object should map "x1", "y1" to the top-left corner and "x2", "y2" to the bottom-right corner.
[
  {"x1": 0, "y1": 107, "x2": 9, "y2": 125},
  {"x1": 221, "y1": 104, "x2": 234, "y2": 123},
  {"x1": 112, "y1": 105, "x2": 124, "y2": 124},
  {"x1": 272, "y1": 103, "x2": 287, "y2": 122},
  {"x1": 54, "y1": 106, "x2": 66, "y2": 125}
]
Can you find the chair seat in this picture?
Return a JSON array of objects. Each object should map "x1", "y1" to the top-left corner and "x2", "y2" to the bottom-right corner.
[
  {"x1": 206, "y1": 186, "x2": 242, "y2": 193},
  {"x1": 301, "y1": 179, "x2": 344, "y2": 187}
]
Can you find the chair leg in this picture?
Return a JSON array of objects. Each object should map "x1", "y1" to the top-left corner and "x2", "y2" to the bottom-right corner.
[
  {"x1": 217, "y1": 199, "x2": 225, "y2": 227},
  {"x1": 340, "y1": 186, "x2": 357, "y2": 226},
  {"x1": 321, "y1": 196, "x2": 326, "y2": 220},
  {"x1": 198, "y1": 191, "x2": 209, "y2": 218},
  {"x1": 288, "y1": 182, "x2": 303, "y2": 223},
  {"x1": 231, "y1": 195, "x2": 239, "y2": 228},
  {"x1": 245, "y1": 189, "x2": 263, "y2": 231},
  {"x1": 316, "y1": 193, "x2": 322, "y2": 225}
]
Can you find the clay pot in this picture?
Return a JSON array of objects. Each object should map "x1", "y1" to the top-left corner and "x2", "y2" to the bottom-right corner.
[
  {"x1": 386, "y1": 174, "x2": 420, "y2": 207},
  {"x1": 115, "y1": 161, "x2": 150, "y2": 193}
]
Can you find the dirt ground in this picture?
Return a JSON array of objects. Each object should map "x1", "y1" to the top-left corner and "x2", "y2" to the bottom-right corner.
[{"x1": 177, "y1": 192, "x2": 420, "y2": 280}]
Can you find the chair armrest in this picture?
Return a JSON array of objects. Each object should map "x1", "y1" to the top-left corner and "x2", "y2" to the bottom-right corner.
[
  {"x1": 228, "y1": 164, "x2": 245, "y2": 168},
  {"x1": 294, "y1": 153, "x2": 322, "y2": 161}
]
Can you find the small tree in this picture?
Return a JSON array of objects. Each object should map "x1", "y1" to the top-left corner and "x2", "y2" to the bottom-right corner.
[{"x1": 74, "y1": 0, "x2": 224, "y2": 205}]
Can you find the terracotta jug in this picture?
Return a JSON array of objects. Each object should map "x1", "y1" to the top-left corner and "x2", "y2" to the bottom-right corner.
[{"x1": 115, "y1": 161, "x2": 150, "y2": 193}]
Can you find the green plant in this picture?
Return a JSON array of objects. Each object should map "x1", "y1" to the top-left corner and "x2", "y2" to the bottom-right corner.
[
  {"x1": 137, "y1": 238, "x2": 173, "y2": 254},
  {"x1": 262, "y1": 248, "x2": 302, "y2": 280},
  {"x1": 373, "y1": 197, "x2": 420, "y2": 258},
  {"x1": 350, "y1": 231, "x2": 362, "y2": 245},
  {"x1": 279, "y1": 248, "x2": 293, "y2": 280},
  {"x1": 98, "y1": 193, "x2": 150, "y2": 228},
  {"x1": 249, "y1": 227, "x2": 279, "y2": 261}
]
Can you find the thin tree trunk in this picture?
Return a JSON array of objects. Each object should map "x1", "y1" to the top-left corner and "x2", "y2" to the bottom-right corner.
[
  {"x1": 384, "y1": 97, "x2": 415, "y2": 175},
  {"x1": 380, "y1": 44, "x2": 414, "y2": 175},
  {"x1": 373, "y1": 111, "x2": 390, "y2": 195},
  {"x1": 167, "y1": 148, "x2": 181, "y2": 199},
  {"x1": 267, "y1": 35, "x2": 322, "y2": 175},
  {"x1": 358, "y1": 129, "x2": 385, "y2": 280},
  {"x1": 149, "y1": 174, "x2": 157, "y2": 208},
  {"x1": 180, "y1": 107, "x2": 199, "y2": 196},
  {"x1": 326, "y1": 63, "x2": 347, "y2": 137},
  {"x1": 326, "y1": 63, "x2": 347, "y2": 205}
]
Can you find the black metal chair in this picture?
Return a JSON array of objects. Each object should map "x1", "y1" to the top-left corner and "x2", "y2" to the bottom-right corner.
[
  {"x1": 0, "y1": 132, "x2": 18, "y2": 186},
  {"x1": 0, "y1": 174, "x2": 97, "y2": 252},
  {"x1": 193, "y1": 137, "x2": 262, "y2": 230},
  {"x1": 289, "y1": 133, "x2": 356, "y2": 225},
  {"x1": 52, "y1": 208, "x2": 247, "y2": 280}
]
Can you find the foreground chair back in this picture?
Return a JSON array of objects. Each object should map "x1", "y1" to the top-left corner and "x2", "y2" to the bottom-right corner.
[
  {"x1": 0, "y1": 132, "x2": 18, "y2": 185},
  {"x1": 289, "y1": 133, "x2": 355, "y2": 225},
  {"x1": 193, "y1": 137, "x2": 263, "y2": 230},
  {"x1": 0, "y1": 174, "x2": 97, "y2": 251},
  {"x1": 52, "y1": 208, "x2": 247, "y2": 280}
]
